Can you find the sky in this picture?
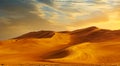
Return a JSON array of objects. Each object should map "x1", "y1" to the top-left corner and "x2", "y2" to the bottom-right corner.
[{"x1": 0, "y1": 0, "x2": 120, "y2": 40}]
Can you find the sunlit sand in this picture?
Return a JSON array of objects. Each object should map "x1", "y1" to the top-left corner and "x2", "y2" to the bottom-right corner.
[{"x1": 0, "y1": 27, "x2": 120, "y2": 64}]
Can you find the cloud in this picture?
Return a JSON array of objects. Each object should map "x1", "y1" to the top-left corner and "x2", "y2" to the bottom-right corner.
[
  {"x1": 0, "y1": 0, "x2": 120, "y2": 40},
  {"x1": 0, "y1": 0, "x2": 68, "y2": 40},
  {"x1": 37, "y1": 0, "x2": 53, "y2": 6}
]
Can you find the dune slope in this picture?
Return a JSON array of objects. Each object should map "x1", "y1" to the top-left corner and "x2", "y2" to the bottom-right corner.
[
  {"x1": 47, "y1": 42, "x2": 120, "y2": 64},
  {"x1": 0, "y1": 33, "x2": 71, "y2": 63}
]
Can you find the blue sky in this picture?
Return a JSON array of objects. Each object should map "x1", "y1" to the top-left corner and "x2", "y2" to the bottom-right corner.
[{"x1": 0, "y1": 0, "x2": 120, "y2": 40}]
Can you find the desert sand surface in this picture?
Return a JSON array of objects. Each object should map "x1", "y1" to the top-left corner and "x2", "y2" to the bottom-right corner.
[{"x1": 0, "y1": 26, "x2": 120, "y2": 64}]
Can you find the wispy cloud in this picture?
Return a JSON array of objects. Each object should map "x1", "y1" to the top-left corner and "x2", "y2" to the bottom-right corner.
[{"x1": 0, "y1": 0, "x2": 66, "y2": 40}]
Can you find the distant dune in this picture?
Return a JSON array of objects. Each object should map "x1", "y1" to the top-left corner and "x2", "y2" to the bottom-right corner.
[
  {"x1": 14, "y1": 26, "x2": 120, "y2": 43},
  {"x1": 14, "y1": 31, "x2": 55, "y2": 39},
  {"x1": 70, "y1": 26, "x2": 120, "y2": 44},
  {"x1": 0, "y1": 26, "x2": 120, "y2": 64}
]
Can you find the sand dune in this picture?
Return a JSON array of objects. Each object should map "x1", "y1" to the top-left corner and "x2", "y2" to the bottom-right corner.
[
  {"x1": 14, "y1": 31, "x2": 55, "y2": 39},
  {"x1": 70, "y1": 26, "x2": 120, "y2": 44},
  {"x1": 0, "y1": 26, "x2": 120, "y2": 64},
  {"x1": 0, "y1": 33, "x2": 71, "y2": 63},
  {"x1": 47, "y1": 42, "x2": 120, "y2": 64}
]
